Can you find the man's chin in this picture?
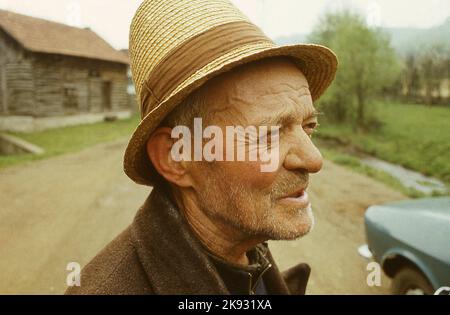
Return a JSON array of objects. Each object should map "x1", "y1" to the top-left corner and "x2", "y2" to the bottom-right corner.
[
  {"x1": 264, "y1": 204, "x2": 315, "y2": 240},
  {"x1": 270, "y1": 224, "x2": 312, "y2": 241}
]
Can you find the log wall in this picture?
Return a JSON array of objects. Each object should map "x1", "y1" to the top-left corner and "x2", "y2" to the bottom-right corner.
[
  {"x1": 32, "y1": 54, "x2": 129, "y2": 117},
  {"x1": 0, "y1": 29, "x2": 34, "y2": 115}
]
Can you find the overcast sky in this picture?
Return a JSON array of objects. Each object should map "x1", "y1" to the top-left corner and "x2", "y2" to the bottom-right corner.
[{"x1": 0, "y1": 0, "x2": 448, "y2": 49}]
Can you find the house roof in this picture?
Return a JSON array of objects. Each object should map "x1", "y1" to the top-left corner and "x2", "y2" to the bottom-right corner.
[{"x1": 0, "y1": 9, "x2": 129, "y2": 64}]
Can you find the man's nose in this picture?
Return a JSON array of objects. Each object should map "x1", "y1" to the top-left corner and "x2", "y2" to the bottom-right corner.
[{"x1": 283, "y1": 127, "x2": 323, "y2": 174}]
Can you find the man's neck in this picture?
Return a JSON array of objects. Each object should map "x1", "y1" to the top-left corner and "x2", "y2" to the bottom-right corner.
[{"x1": 172, "y1": 187, "x2": 265, "y2": 266}]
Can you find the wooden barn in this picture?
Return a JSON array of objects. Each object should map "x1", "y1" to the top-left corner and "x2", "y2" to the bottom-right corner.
[{"x1": 0, "y1": 10, "x2": 129, "y2": 118}]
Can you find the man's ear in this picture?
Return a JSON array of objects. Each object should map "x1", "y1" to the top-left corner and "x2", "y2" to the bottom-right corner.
[{"x1": 146, "y1": 127, "x2": 193, "y2": 187}]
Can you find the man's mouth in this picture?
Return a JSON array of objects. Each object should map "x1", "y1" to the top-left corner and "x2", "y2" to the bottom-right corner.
[{"x1": 279, "y1": 188, "x2": 310, "y2": 208}]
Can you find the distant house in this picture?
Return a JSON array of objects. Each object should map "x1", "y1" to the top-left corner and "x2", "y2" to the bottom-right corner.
[{"x1": 0, "y1": 10, "x2": 129, "y2": 119}]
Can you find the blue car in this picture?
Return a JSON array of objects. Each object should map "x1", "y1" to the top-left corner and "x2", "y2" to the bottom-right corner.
[{"x1": 362, "y1": 197, "x2": 450, "y2": 295}]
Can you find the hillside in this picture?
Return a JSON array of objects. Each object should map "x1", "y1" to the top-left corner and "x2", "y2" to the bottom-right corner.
[{"x1": 275, "y1": 17, "x2": 450, "y2": 55}]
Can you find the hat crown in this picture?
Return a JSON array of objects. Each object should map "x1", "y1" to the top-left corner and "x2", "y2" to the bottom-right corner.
[{"x1": 130, "y1": 0, "x2": 255, "y2": 108}]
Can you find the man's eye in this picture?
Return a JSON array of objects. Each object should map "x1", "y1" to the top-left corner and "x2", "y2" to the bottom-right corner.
[
  {"x1": 303, "y1": 122, "x2": 319, "y2": 136},
  {"x1": 304, "y1": 122, "x2": 318, "y2": 130}
]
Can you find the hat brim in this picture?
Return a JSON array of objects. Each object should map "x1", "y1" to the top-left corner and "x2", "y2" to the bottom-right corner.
[{"x1": 124, "y1": 44, "x2": 338, "y2": 186}]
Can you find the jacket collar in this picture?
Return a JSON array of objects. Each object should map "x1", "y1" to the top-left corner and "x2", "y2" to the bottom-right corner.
[{"x1": 130, "y1": 184, "x2": 290, "y2": 295}]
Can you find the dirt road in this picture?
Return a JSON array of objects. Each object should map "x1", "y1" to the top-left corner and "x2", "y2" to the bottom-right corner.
[{"x1": 0, "y1": 138, "x2": 406, "y2": 294}]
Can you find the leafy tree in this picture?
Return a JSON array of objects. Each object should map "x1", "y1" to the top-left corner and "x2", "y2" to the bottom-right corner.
[
  {"x1": 309, "y1": 11, "x2": 400, "y2": 130},
  {"x1": 416, "y1": 44, "x2": 449, "y2": 105},
  {"x1": 402, "y1": 54, "x2": 421, "y2": 101}
]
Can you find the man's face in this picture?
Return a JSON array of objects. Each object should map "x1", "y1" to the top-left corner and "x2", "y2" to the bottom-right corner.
[{"x1": 186, "y1": 58, "x2": 323, "y2": 241}]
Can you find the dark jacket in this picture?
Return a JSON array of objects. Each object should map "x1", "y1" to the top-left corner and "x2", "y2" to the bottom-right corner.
[{"x1": 65, "y1": 185, "x2": 310, "y2": 295}]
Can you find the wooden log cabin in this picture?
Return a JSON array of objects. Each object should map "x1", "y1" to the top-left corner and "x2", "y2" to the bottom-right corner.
[{"x1": 0, "y1": 10, "x2": 129, "y2": 117}]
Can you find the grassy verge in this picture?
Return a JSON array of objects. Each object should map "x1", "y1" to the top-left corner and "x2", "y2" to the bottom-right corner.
[
  {"x1": 317, "y1": 101, "x2": 450, "y2": 183},
  {"x1": 0, "y1": 114, "x2": 140, "y2": 169}
]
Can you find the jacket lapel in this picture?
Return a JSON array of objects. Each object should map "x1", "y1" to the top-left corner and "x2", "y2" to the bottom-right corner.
[{"x1": 263, "y1": 250, "x2": 291, "y2": 295}]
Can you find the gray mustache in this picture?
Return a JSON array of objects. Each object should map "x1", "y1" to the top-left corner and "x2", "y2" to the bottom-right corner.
[{"x1": 270, "y1": 172, "x2": 309, "y2": 199}]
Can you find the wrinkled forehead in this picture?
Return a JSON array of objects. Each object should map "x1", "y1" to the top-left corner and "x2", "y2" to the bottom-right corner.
[{"x1": 199, "y1": 57, "x2": 313, "y2": 124}]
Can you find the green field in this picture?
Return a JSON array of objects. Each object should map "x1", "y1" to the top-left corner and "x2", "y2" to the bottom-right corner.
[
  {"x1": 0, "y1": 114, "x2": 140, "y2": 169},
  {"x1": 317, "y1": 102, "x2": 450, "y2": 183}
]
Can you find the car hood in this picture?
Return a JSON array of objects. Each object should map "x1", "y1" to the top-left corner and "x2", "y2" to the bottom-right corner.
[{"x1": 365, "y1": 197, "x2": 450, "y2": 263}]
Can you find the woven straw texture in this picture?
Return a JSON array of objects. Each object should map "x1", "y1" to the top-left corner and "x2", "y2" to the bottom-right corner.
[{"x1": 130, "y1": 0, "x2": 253, "y2": 107}]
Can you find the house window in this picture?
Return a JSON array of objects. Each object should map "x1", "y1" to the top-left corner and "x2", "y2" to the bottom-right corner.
[
  {"x1": 89, "y1": 69, "x2": 100, "y2": 77},
  {"x1": 63, "y1": 87, "x2": 78, "y2": 109}
]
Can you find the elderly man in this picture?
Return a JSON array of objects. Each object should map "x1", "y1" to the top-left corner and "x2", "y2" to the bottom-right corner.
[{"x1": 66, "y1": 0, "x2": 337, "y2": 295}]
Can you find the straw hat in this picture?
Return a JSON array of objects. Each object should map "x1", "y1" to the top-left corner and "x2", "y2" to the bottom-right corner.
[{"x1": 125, "y1": 0, "x2": 338, "y2": 186}]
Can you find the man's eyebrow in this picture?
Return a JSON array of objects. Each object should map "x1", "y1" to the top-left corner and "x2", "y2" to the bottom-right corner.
[{"x1": 256, "y1": 108, "x2": 321, "y2": 126}]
